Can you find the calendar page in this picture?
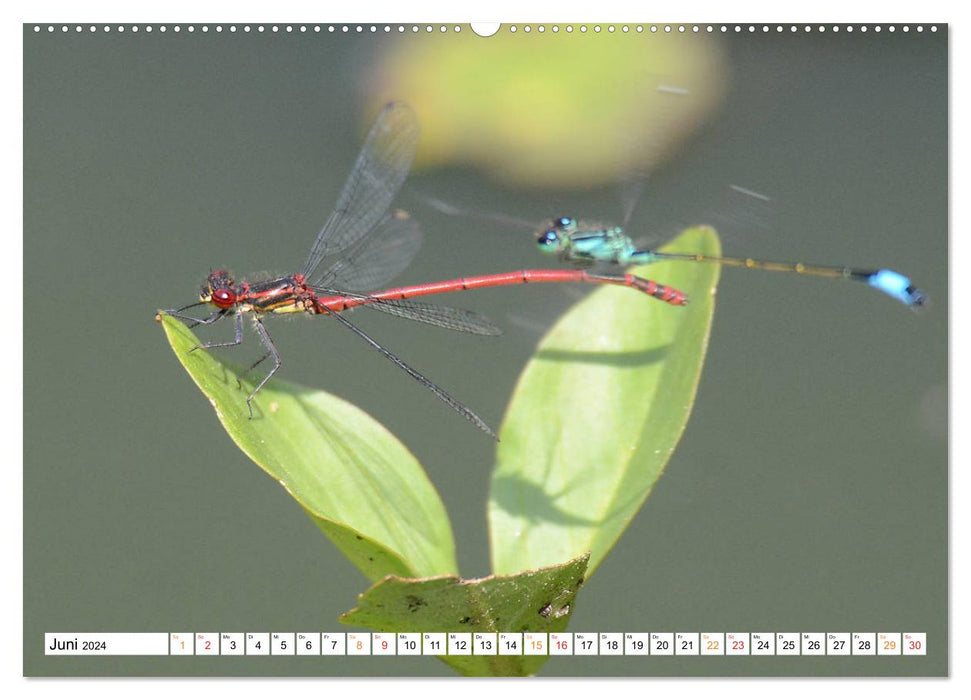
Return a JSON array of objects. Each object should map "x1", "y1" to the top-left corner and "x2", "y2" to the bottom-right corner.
[{"x1": 23, "y1": 15, "x2": 947, "y2": 679}]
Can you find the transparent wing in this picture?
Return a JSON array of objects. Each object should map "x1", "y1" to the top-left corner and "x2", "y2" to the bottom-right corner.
[
  {"x1": 310, "y1": 210, "x2": 422, "y2": 291},
  {"x1": 301, "y1": 102, "x2": 420, "y2": 280},
  {"x1": 419, "y1": 194, "x2": 537, "y2": 230},
  {"x1": 365, "y1": 299, "x2": 503, "y2": 336},
  {"x1": 317, "y1": 289, "x2": 503, "y2": 336},
  {"x1": 618, "y1": 176, "x2": 647, "y2": 229}
]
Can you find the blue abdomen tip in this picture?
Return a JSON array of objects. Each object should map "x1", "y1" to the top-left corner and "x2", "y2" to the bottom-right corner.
[{"x1": 868, "y1": 269, "x2": 927, "y2": 307}]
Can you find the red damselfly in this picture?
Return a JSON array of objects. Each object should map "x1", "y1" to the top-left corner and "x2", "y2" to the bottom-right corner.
[{"x1": 164, "y1": 103, "x2": 687, "y2": 438}]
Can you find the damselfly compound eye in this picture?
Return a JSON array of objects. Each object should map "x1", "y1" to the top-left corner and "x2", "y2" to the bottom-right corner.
[
  {"x1": 537, "y1": 230, "x2": 559, "y2": 248},
  {"x1": 211, "y1": 288, "x2": 237, "y2": 309}
]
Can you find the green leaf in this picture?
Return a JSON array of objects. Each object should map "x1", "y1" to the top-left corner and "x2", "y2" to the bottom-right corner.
[
  {"x1": 340, "y1": 553, "x2": 588, "y2": 676},
  {"x1": 489, "y1": 227, "x2": 721, "y2": 576},
  {"x1": 158, "y1": 313, "x2": 457, "y2": 581}
]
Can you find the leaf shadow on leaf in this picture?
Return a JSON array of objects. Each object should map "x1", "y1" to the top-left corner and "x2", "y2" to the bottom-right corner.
[
  {"x1": 489, "y1": 227, "x2": 722, "y2": 579},
  {"x1": 489, "y1": 343, "x2": 676, "y2": 528},
  {"x1": 491, "y1": 474, "x2": 600, "y2": 527}
]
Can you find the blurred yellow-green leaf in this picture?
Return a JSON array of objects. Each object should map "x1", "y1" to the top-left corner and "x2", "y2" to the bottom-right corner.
[{"x1": 367, "y1": 29, "x2": 726, "y2": 187}]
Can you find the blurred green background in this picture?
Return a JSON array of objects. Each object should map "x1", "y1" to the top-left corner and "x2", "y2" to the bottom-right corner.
[{"x1": 24, "y1": 24, "x2": 946, "y2": 676}]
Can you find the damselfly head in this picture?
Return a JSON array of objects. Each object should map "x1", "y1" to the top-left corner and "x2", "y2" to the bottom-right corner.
[
  {"x1": 536, "y1": 216, "x2": 578, "y2": 254},
  {"x1": 200, "y1": 270, "x2": 237, "y2": 309}
]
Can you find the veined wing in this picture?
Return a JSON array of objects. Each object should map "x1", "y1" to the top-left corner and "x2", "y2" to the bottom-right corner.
[
  {"x1": 301, "y1": 102, "x2": 420, "y2": 280},
  {"x1": 310, "y1": 209, "x2": 422, "y2": 291},
  {"x1": 366, "y1": 298, "x2": 503, "y2": 336},
  {"x1": 316, "y1": 288, "x2": 503, "y2": 336}
]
